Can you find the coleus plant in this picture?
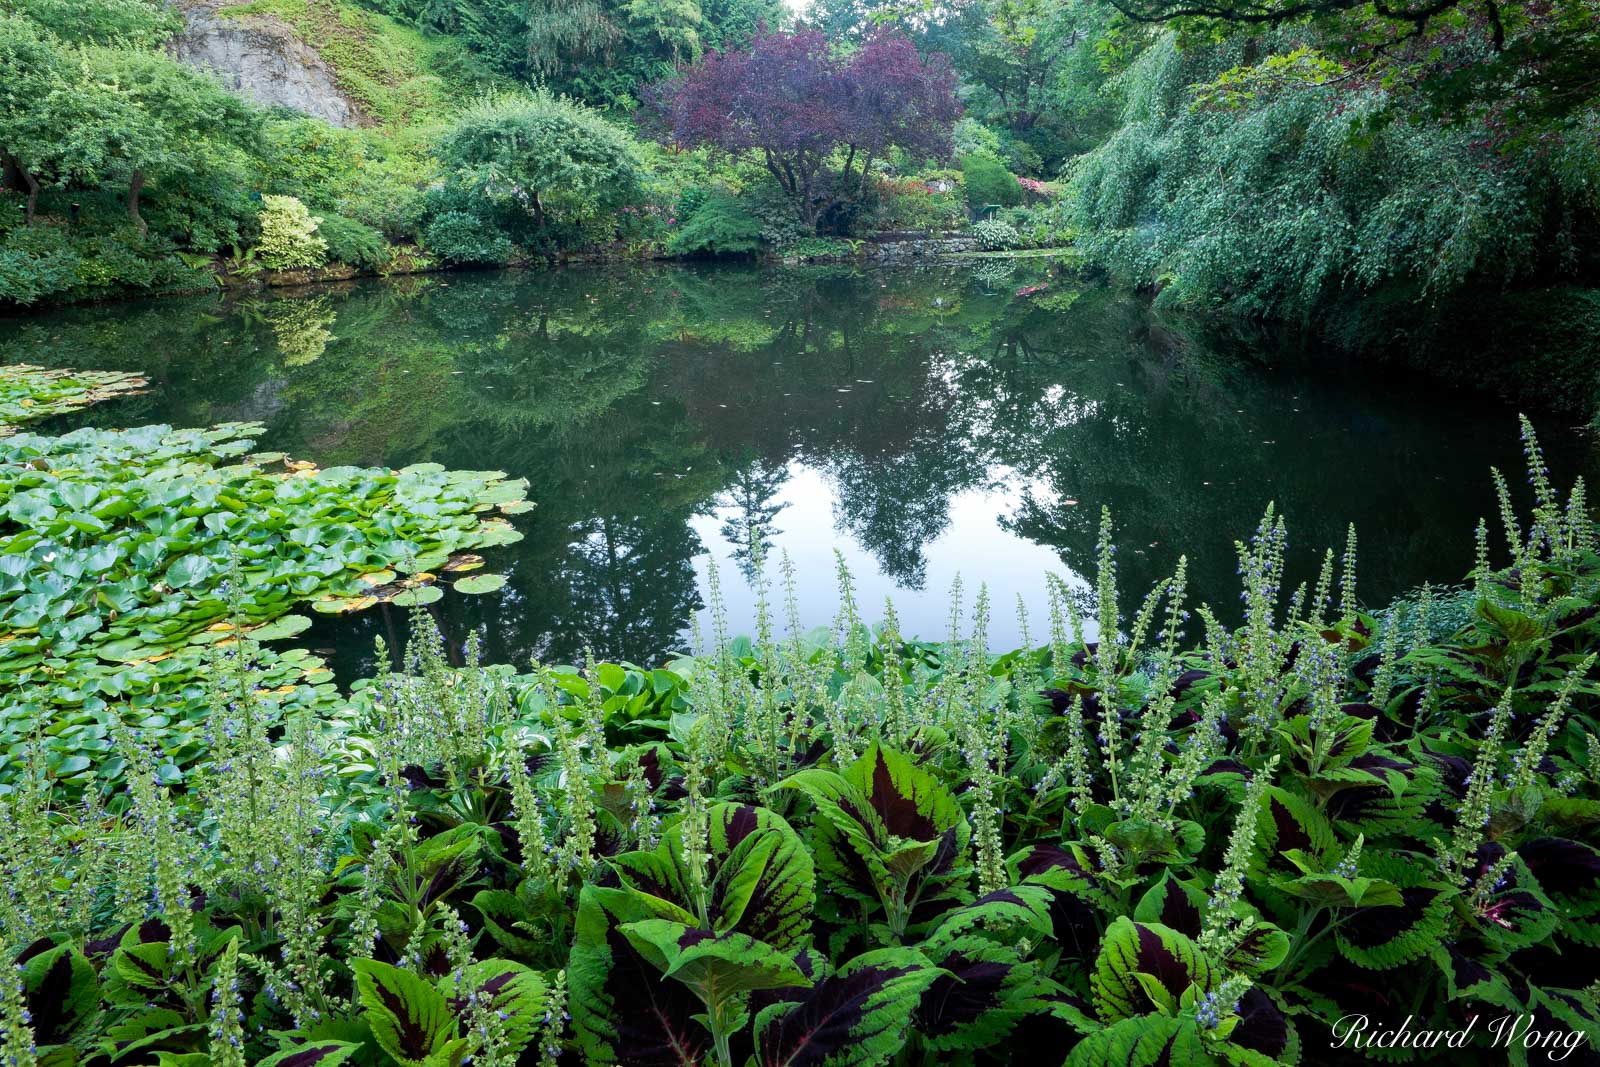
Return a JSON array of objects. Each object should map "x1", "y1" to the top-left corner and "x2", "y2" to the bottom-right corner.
[{"x1": 6, "y1": 418, "x2": 1600, "y2": 1066}]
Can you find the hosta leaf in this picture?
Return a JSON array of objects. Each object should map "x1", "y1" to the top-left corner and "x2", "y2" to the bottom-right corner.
[
  {"x1": 1090, "y1": 917, "x2": 1217, "y2": 1023},
  {"x1": 351, "y1": 958, "x2": 467, "y2": 1067},
  {"x1": 754, "y1": 948, "x2": 943, "y2": 1067}
]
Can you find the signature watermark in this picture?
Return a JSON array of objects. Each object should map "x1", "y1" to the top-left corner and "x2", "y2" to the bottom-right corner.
[{"x1": 1331, "y1": 1014, "x2": 1590, "y2": 1062}]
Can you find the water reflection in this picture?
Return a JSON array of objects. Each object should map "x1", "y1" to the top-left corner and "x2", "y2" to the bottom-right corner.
[{"x1": 3, "y1": 263, "x2": 1591, "y2": 676}]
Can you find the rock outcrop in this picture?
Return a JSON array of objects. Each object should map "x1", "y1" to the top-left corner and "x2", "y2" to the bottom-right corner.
[{"x1": 169, "y1": 1, "x2": 364, "y2": 127}]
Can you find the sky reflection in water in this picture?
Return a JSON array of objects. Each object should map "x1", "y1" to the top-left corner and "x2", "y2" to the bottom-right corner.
[{"x1": 3, "y1": 261, "x2": 1591, "y2": 678}]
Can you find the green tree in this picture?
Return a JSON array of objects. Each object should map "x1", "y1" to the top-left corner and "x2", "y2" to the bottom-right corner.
[
  {"x1": 0, "y1": 15, "x2": 66, "y2": 220},
  {"x1": 75, "y1": 47, "x2": 261, "y2": 238},
  {"x1": 0, "y1": 0, "x2": 178, "y2": 46},
  {"x1": 436, "y1": 91, "x2": 643, "y2": 241}
]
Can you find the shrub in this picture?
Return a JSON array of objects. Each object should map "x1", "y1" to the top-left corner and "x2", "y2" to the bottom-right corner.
[
  {"x1": 315, "y1": 212, "x2": 390, "y2": 271},
  {"x1": 255, "y1": 194, "x2": 328, "y2": 271},
  {"x1": 875, "y1": 171, "x2": 966, "y2": 231},
  {"x1": 952, "y1": 116, "x2": 1005, "y2": 160},
  {"x1": 744, "y1": 179, "x2": 813, "y2": 248},
  {"x1": 0, "y1": 225, "x2": 79, "y2": 305},
  {"x1": 437, "y1": 90, "x2": 645, "y2": 239},
  {"x1": 961, "y1": 153, "x2": 1022, "y2": 213},
  {"x1": 971, "y1": 218, "x2": 1022, "y2": 250},
  {"x1": 423, "y1": 210, "x2": 514, "y2": 265},
  {"x1": 668, "y1": 189, "x2": 763, "y2": 256}
]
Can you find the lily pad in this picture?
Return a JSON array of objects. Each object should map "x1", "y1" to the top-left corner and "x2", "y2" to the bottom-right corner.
[
  {"x1": 453, "y1": 574, "x2": 507, "y2": 595},
  {"x1": 391, "y1": 584, "x2": 443, "y2": 607}
]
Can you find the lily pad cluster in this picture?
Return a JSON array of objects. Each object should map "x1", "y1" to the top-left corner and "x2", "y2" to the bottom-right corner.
[
  {"x1": 0, "y1": 363, "x2": 149, "y2": 436},
  {"x1": 0, "y1": 420, "x2": 530, "y2": 786}
]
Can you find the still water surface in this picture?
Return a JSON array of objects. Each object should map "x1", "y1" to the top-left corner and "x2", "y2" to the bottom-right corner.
[{"x1": 4, "y1": 262, "x2": 1591, "y2": 678}]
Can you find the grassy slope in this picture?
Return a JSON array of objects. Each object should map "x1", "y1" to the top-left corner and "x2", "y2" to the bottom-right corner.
[{"x1": 216, "y1": 0, "x2": 494, "y2": 127}]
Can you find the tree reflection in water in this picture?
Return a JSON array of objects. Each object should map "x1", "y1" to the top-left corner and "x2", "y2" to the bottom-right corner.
[{"x1": 6, "y1": 262, "x2": 1591, "y2": 677}]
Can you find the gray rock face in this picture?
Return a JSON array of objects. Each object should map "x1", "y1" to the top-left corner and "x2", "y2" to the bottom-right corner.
[{"x1": 170, "y1": 1, "x2": 363, "y2": 127}]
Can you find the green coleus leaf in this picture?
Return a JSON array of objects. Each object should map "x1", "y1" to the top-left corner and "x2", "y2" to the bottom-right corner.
[
  {"x1": 1219, "y1": 921, "x2": 1291, "y2": 977},
  {"x1": 469, "y1": 889, "x2": 545, "y2": 958},
  {"x1": 753, "y1": 948, "x2": 943, "y2": 1067},
  {"x1": 1333, "y1": 856, "x2": 1455, "y2": 970},
  {"x1": 21, "y1": 944, "x2": 99, "y2": 1045},
  {"x1": 611, "y1": 803, "x2": 816, "y2": 953},
  {"x1": 569, "y1": 886, "x2": 713, "y2": 1067},
  {"x1": 1103, "y1": 818, "x2": 1203, "y2": 866},
  {"x1": 254, "y1": 1044, "x2": 363, "y2": 1067},
  {"x1": 1064, "y1": 1014, "x2": 1214, "y2": 1066},
  {"x1": 351, "y1": 959, "x2": 469, "y2": 1067},
  {"x1": 112, "y1": 942, "x2": 175, "y2": 990},
  {"x1": 1133, "y1": 872, "x2": 1206, "y2": 937},
  {"x1": 912, "y1": 935, "x2": 1061, "y2": 1054},
  {"x1": 1475, "y1": 598, "x2": 1542, "y2": 643},
  {"x1": 1254, "y1": 788, "x2": 1338, "y2": 871},
  {"x1": 1276, "y1": 873, "x2": 1404, "y2": 909},
  {"x1": 620, "y1": 919, "x2": 811, "y2": 999},
  {"x1": 437, "y1": 960, "x2": 547, "y2": 1058},
  {"x1": 922, "y1": 884, "x2": 1055, "y2": 953},
  {"x1": 1431, "y1": 945, "x2": 1521, "y2": 1012},
  {"x1": 779, "y1": 742, "x2": 970, "y2": 920},
  {"x1": 1090, "y1": 917, "x2": 1217, "y2": 1024}
]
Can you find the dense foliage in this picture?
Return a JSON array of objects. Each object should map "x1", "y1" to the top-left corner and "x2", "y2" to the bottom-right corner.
[
  {"x1": 0, "y1": 394, "x2": 531, "y2": 790},
  {"x1": 647, "y1": 29, "x2": 961, "y2": 229},
  {"x1": 4, "y1": 408, "x2": 1600, "y2": 1063}
]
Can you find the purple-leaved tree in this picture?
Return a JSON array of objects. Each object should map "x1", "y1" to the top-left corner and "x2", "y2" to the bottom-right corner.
[{"x1": 647, "y1": 28, "x2": 961, "y2": 228}]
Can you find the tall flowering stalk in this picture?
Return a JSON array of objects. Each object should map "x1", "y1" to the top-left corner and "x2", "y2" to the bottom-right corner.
[
  {"x1": 208, "y1": 937, "x2": 247, "y2": 1067},
  {"x1": 0, "y1": 963, "x2": 36, "y2": 1067},
  {"x1": 1201, "y1": 756, "x2": 1278, "y2": 954},
  {"x1": 1235, "y1": 508, "x2": 1292, "y2": 745},
  {"x1": 1439, "y1": 686, "x2": 1517, "y2": 885}
]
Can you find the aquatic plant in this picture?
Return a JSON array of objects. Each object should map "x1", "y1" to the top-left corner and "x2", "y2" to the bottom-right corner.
[
  {"x1": 0, "y1": 364, "x2": 147, "y2": 435},
  {"x1": 0, "y1": 419, "x2": 529, "y2": 788},
  {"x1": 1, "y1": 419, "x2": 1599, "y2": 1064}
]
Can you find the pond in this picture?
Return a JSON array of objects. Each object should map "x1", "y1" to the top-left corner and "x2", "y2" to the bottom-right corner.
[{"x1": 3, "y1": 261, "x2": 1593, "y2": 679}]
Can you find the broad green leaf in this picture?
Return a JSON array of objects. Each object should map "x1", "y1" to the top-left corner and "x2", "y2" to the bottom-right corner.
[
  {"x1": 1090, "y1": 917, "x2": 1217, "y2": 1023},
  {"x1": 351, "y1": 959, "x2": 467, "y2": 1067}
]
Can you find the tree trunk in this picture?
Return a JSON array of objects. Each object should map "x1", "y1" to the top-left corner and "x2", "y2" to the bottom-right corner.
[
  {"x1": 128, "y1": 170, "x2": 147, "y2": 239},
  {"x1": 1, "y1": 151, "x2": 20, "y2": 194},
  {"x1": 22, "y1": 166, "x2": 40, "y2": 226}
]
